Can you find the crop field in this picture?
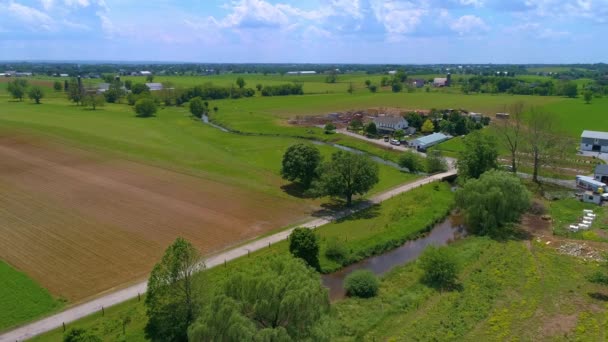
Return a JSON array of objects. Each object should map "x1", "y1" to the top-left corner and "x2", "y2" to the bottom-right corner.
[
  {"x1": 0, "y1": 261, "x2": 62, "y2": 331},
  {"x1": 0, "y1": 88, "x2": 414, "y2": 304}
]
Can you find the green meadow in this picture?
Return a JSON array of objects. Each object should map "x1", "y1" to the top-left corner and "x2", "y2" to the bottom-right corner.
[{"x1": 0, "y1": 261, "x2": 62, "y2": 331}]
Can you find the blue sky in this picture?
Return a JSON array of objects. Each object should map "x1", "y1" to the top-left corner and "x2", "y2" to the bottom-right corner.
[{"x1": 0, "y1": 0, "x2": 607, "y2": 63}]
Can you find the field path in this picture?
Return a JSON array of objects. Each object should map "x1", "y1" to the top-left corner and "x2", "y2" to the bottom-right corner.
[{"x1": 0, "y1": 170, "x2": 455, "y2": 342}]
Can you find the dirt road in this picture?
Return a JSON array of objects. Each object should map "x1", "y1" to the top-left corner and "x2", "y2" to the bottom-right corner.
[{"x1": 0, "y1": 170, "x2": 455, "y2": 342}]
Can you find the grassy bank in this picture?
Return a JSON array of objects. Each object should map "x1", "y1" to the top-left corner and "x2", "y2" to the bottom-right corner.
[
  {"x1": 0, "y1": 261, "x2": 62, "y2": 332},
  {"x1": 330, "y1": 237, "x2": 608, "y2": 341},
  {"x1": 549, "y1": 198, "x2": 607, "y2": 241}
]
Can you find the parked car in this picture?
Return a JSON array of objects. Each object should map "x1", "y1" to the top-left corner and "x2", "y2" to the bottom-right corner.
[
  {"x1": 383, "y1": 136, "x2": 389, "y2": 142},
  {"x1": 390, "y1": 139, "x2": 401, "y2": 146}
]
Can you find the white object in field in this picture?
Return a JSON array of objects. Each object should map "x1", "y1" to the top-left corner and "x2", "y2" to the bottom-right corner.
[
  {"x1": 582, "y1": 220, "x2": 592, "y2": 225},
  {"x1": 586, "y1": 213, "x2": 597, "y2": 217},
  {"x1": 583, "y1": 209, "x2": 593, "y2": 213},
  {"x1": 579, "y1": 224, "x2": 590, "y2": 229},
  {"x1": 569, "y1": 225, "x2": 579, "y2": 231}
]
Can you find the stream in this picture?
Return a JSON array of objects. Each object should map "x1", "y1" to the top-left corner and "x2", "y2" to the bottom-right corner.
[
  {"x1": 201, "y1": 115, "x2": 405, "y2": 171},
  {"x1": 322, "y1": 215, "x2": 466, "y2": 301}
]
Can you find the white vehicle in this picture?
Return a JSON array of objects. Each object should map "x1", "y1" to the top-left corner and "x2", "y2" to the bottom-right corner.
[{"x1": 390, "y1": 139, "x2": 400, "y2": 146}]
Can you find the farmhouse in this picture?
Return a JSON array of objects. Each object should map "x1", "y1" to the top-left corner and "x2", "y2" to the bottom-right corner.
[
  {"x1": 140, "y1": 71, "x2": 152, "y2": 76},
  {"x1": 145, "y1": 82, "x2": 164, "y2": 91},
  {"x1": 410, "y1": 132, "x2": 449, "y2": 151},
  {"x1": 581, "y1": 130, "x2": 608, "y2": 153},
  {"x1": 373, "y1": 116, "x2": 409, "y2": 133},
  {"x1": 595, "y1": 164, "x2": 608, "y2": 183},
  {"x1": 433, "y1": 78, "x2": 448, "y2": 87}
]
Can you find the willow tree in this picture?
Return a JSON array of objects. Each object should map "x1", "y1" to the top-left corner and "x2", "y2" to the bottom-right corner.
[
  {"x1": 188, "y1": 256, "x2": 330, "y2": 341},
  {"x1": 145, "y1": 237, "x2": 203, "y2": 342},
  {"x1": 456, "y1": 170, "x2": 530, "y2": 236}
]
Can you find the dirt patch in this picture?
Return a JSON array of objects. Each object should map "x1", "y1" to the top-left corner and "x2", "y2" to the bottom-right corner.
[
  {"x1": 541, "y1": 313, "x2": 578, "y2": 337},
  {"x1": 0, "y1": 78, "x2": 54, "y2": 88},
  {"x1": 0, "y1": 134, "x2": 312, "y2": 301}
]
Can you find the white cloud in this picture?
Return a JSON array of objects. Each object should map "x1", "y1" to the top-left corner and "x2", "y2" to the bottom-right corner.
[
  {"x1": 505, "y1": 22, "x2": 570, "y2": 39},
  {"x1": 371, "y1": 0, "x2": 429, "y2": 35},
  {"x1": 450, "y1": 14, "x2": 488, "y2": 35},
  {"x1": 7, "y1": 2, "x2": 54, "y2": 31},
  {"x1": 220, "y1": 0, "x2": 290, "y2": 28},
  {"x1": 459, "y1": 0, "x2": 484, "y2": 7}
]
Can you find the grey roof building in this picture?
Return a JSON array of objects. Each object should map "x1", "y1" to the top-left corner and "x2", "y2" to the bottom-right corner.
[
  {"x1": 581, "y1": 130, "x2": 608, "y2": 153},
  {"x1": 410, "y1": 132, "x2": 450, "y2": 151},
  {"x1": 145, "y1": 83, "x2": 164, "y2": 91},
  {"x1": 373, "y1": 116, "x2": 409, "y2": 133},
  {"x1": 595, "y1": 164, "x2": 608, "y2": 183}
]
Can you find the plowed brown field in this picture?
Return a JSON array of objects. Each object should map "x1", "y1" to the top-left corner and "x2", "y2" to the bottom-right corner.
[{"x1": 0, "y1": 134, "x2": 311, "y2": 301}]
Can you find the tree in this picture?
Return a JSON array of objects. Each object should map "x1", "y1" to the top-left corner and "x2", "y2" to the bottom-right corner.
[
  {"x1": 584, "y1": 90, "x2": 593, "y2": 104},
  {"x1": 124, "y1": 80, "x2": 133, "y2": 90},
  {"x1": 426, "y1": 150, "x2": 448, "y2": 173},
  {"x1": 146, "y1": 74, "x2": 155, "y2": 82},
  {"x1": 559, "y1": 81, "x2": 578, "y2": 98},
  {"x1": 347, "y1": 82, "x2": 354, "y2": 94},
  {"x1": 280, "y1": 143, "x2": 322, "y2": 188},
  {"x1": 421, "y1": 119, "x2": 435, "y2": 134},
  {"x1": 188, "y1": 256, "x2": 329, "y2": 342},
  {"x1": 395, "y1": 70, "x2": 408, "y2": 83},
  {"x1": 324, "y1": 123, "x2": 336, "y2": 134},
  {"x1": 255, "y1": 83, "x2": 262, "y2": 91},
  {"x1": 145, "y1": 237, "x2": 202, "y2": 342},
  {"x1": 104, "y1": 81, "x2": 125, "y2": 103},
  {"x1": 28, "y1": 86, "x2": 44, "y2": 104},
  {"x1": 456, "y1": 131, "x2": 498, "y2": 179},
  {"x1": 53, "y1": 81, "x2": 62, "y2": 91},
  {"x1": 325, "y1": 71, "x2": 337, "y2": 83},
  {"x1": 419, "y1": 246, "x2": 459, "y2": 290},
  {"x1": 364, "y1": 79, "x2": 371, "y2": 88},
  {"x1": 311, "y1": 151, "x2": 379, "y2": 206},
  {"x1": 380, "y1": 76, "x2": 389, "y2": 87},
  {"x1": 349, "y1": 118, "x2": 363, "y2": 131},
  {"x1": 406, "y1": 112, "x2": 423, "y2": 130},
  {"x1": 394, "y1": 129, "x2": 405, "y2": 141},
  {"x1": 134, "y1": 98, "x2": 158, "y2": 117},
  {"x1": 391, "y1": 81, "x2": 403, "y2": 93},
  {"x1": 63, "y1": 328, "x2": 102, "y2": 342},
  {"x1": 524, "y1": 108, "x2": 566, "y2": 183},
  {"x1": 7, "y1": 79, "x2": 27, "y2": 101},
  {"x1": 67, "y1": 78, "x2": 83, "y2": 105},
  {"x1": 213, "y1": 106, "x2": 218, "y2": 113},
  {"x1": 289, "y1": 228, "x2": 320, "y2": 270},
  {"x1": 369, "y1": 84, "x2": 378, "y2": 93},
  {"x1": 455, "y1": 170, "x2": 531, "y2": 236},
  {"x1": 365, "y1": 122, "x2": 377, "y2": 136},
  {"x1": 493, "y1": 102, "x2": 524, "y2": 173},
  {"x1": 236, "y1": 77, "x2": 246, "y2": 89},
  {"x1": 131, "y1": 83, "x2": 150, "y2": 95},
  {"x1": 83, "y1": 93, "x2": 105, "y2": 110},
  {"x1": 398, "y1": 151, "x2": 423, "y2": 173},
  {"x1": 189, "y1": 97, "x2": 206, "y2": 118}
]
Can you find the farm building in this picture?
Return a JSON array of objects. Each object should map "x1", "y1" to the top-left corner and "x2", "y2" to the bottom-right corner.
[
  {"x1": 145, "y1": 83, "x2": 164, "y2": 91},
  {"x1": 576, "y1": 175, "x2": 606, "y2": 193},
  {"x1": 433, "y1": 78, "x2": 448, "y2": 87},
  {"x1": 495, "y1": 112, "x2": 510, "y2": 119},
  {"x1": 97, "y1": 83, "x2": 110, "y2": 93},
  {"x1": 286, "y1": 71, "x2": 316, "y2": 75},
  {"x1": 373, "y1": 116, "x2": 409, "y2": 133},
  {"x1": 140, "y1": 71, "x2": 152, "y2": 76},
  {"x1": 59, "y1": 73, "x2": 69, "y2": 77},
  {"x1": 410, "y1": 133, "x2": 449, "y2": 151},
  {"x1": 595, "y1": 164, "x2": 608, "y2": 183},
  {"x1": 581, "y1": 130, "x2": 608, "y2": 153},
  {"x1": 411, "y1": 79, "x2": 425, "y2": 88}
]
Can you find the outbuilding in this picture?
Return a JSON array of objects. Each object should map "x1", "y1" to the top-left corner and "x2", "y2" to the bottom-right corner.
[
  {"x1": 145, "y1": 83, "x2": 164, "y2": 91},
  {"x1": 410, "y1": 132, "x2": 449, "y2": 151},
  {"x1": 595, "y1": 164, "x2": 608, "y2": 183},
  {"x1": 581, "y1": 130, "x2": 608, "y2": 153}
]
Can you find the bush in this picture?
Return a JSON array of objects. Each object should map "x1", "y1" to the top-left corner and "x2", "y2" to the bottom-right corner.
[
  {"x1": 419, "y1": 246, "x2": 459, "y2": 290},
  {"x1": 289, "y1": 228, "x2": 320, "y2": 270},
  {"x1": 134, "y1": 98, "x2": 158, "y2": 117},
  {"x1": 344, "y1": 270, "x2": 379, "y2": 298},
  {"x1": 398, "y1": 151, "x2": 424, "y2": 173},
  {"x1": 325, "y1": 238, "x2": 349, "y2": 264}
]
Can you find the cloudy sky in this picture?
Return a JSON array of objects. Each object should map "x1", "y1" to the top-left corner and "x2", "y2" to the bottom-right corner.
[{"x1": 0, "y1": 0, "x2": 607, "y2": 63}]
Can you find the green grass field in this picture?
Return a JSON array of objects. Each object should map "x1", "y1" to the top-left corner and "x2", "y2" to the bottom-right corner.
[
  {"x1": 0, "y1": 261, "x2": 62, "y2": 332},
  {"x1": 330, "y1": 237, "x2": 608, "y2": 341}
]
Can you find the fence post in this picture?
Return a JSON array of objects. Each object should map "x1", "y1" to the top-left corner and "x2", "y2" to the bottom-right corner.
[
  {"x1": 138, "y1": 293, "x2": 141, "y2": 301},
  {"x1": 63, "y1": 322, "x2": 66, "y2": 332},
  {"x1": 102, "y1": 306, "x2": 105, "y2": 316}
]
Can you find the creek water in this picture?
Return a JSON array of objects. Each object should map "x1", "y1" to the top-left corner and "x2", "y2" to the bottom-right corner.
[{"x1": 321, "y1": 215, "x2": 466, "y2": 301}]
